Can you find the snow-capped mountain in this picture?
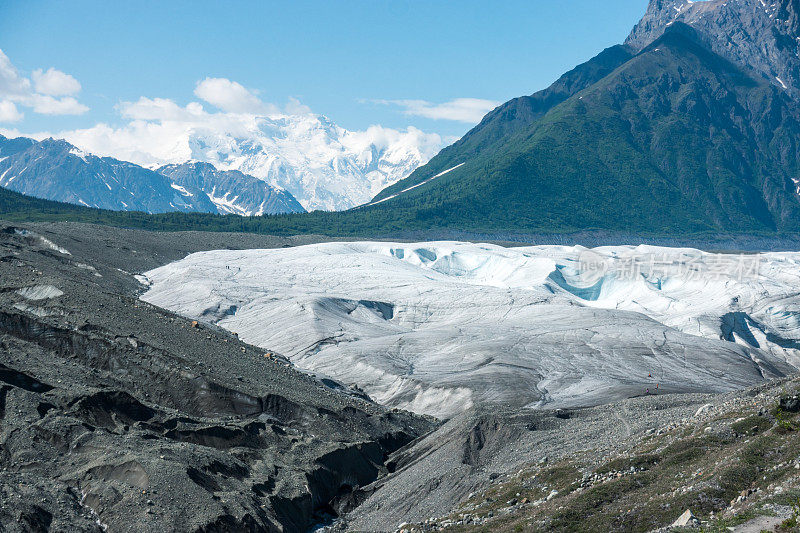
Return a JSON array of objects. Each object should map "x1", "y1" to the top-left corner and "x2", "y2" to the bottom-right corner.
[
  {"x1": 0, "y1": 134, "x2": 304, "y2": 215},
  {"x1": 58, "y1": 109, "x2": 445, "y2": 212},
  {"x1": 181, "y1": 114, "x2": 442, "y2": 211},
  {"x1": 0, "y1": 136, "x2": 217, "y2": 213},
  {"x1": 157, "y1": 161, "x2": 305, "y2": 216}
]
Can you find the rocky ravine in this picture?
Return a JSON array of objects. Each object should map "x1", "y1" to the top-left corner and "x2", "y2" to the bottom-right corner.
[{"x1": 0, "y1": 222, "x2": 434, "y2": 532}]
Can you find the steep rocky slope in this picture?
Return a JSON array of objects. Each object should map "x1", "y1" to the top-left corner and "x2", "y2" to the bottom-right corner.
[{"x1": 376, "y1": 377, "x2": 800, "y2": 532}]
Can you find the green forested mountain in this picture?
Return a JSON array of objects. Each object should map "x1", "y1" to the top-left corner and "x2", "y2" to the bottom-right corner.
[{"x1": 371, "y1": 23, "x2": 800, "y2": 234}]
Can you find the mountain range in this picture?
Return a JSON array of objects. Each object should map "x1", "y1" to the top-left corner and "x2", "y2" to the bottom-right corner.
[
  {"x1": 0, "y1": 110, "x2": 441, "y2": 214},
  {"x1": 3, "y1": 0, "x2": 800, "y2": 238},
  {"x1": 0, "y1": 135, "x2": 304, "y2": 216}
]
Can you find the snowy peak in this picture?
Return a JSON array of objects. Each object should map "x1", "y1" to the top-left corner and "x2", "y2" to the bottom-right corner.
[{"x1": 170, "y1": 114, "x2": 441, "y2": 211}]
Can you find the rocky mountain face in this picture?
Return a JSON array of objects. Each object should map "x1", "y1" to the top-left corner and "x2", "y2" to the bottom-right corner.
[
  {"x1": 626, "y1": 0, "x2": 800, "y2": 96},
  {"x1": 0, "y1": 135, "x2": 304, "y2": 216},
  {"x1": 157, "y1": 162, "x2": 305, "y2": 216}
]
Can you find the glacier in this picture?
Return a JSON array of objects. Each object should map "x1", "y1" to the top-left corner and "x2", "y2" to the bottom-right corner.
[{"x1": 141, "y1": 243, "x2": 800, "y2": 418}]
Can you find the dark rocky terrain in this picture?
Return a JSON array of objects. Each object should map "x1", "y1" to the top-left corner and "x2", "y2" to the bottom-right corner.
[
  {"x1": 0, "y1": 222, "x2": 434, "y2": 532},
  {"x1": 352, "y1": 379, "x2": 800, "y2": 533}
]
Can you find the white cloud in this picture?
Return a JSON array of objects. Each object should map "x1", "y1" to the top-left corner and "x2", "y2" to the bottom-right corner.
[
  {"x1": 21, "y1": 92, "x2": 441, "y2": 176},
  {"x1": 31, "y1": 67, "x2": 81, "y2": 96},
  {"x1": 46, "y1": 90, "x2": 309, "y2": 166},
  {"x1": 376, "y1": 97, "x2": 500, "y2": 123},
  {"x1": 119, "y1": 97, "x2": 205, "y2": 122},
  {"x1": 0, "y1": 49, "x2": 88, "y2": 118},
  {"x1": 0, "y1": 100, "x2": 23, "y2": 123},
  {"x1": 194, "y1": 77, "x2": 275, "y2": 114},
  {"x1": 285, "y1": 96, "x2": 312, "y2": 115},
  {"x1": 0, "y1": 50, "x2": 32, "y2": 97},
  {"x1": 343, "y1": 124, "x2": 441, "y2": 160},
  {"x1": 29, "y1": 94, "x2": 88, "y2": 115}
]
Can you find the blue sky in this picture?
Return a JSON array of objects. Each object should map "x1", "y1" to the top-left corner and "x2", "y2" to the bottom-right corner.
[{"x1": 0, "y1": 0, "x2": 648, "y2": 140}]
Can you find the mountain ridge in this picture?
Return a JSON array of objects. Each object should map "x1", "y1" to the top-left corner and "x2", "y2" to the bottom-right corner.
[
  {"x1": 372, "y1": 43, "x2": 637, "y2": 203},
  {"x1": 157, "y1": 161, "x2": 305, "y2": 216},
  {"x1": 363, "y1": 20, "x2": 800, "y2": 234},
  {"x1": 0, "y1": 134, "x2": 305, "y2": 216}
]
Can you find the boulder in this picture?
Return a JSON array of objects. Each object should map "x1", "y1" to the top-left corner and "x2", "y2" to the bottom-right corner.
[
  {"x1": 671, "y1": 509, "x2": 699, "y2": 528},
  {"x1": 780, "y1": 395, "x2": 800, "y2": 413}
]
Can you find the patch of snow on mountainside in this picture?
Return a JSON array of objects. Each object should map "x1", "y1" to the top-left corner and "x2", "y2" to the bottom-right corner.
[
  {"x1": 365, "y1": 163, "x2": 465, "y2": 207},
  {"x1": 170, "y1": 183, "x2": 194, "y2": 197},
  {"x1": 206, "y1": 190, "x2": 245, "y2": 215},
  {"x1": 68, "y1": 147, "x2": 88, "y2": 161},
  {"x1": 141, "y1": 243, "x2": 800, "y2": 418}
]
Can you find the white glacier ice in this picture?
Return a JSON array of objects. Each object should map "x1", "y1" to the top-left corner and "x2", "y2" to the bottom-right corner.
[{"x1": 141, "y1": 242, "x2": 800, "y2": 418}]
